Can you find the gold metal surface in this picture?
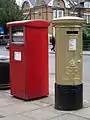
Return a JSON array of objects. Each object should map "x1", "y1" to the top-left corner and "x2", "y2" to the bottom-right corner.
[
  {"x1": 65, "y1": 58, "x2": 80, "y2": 85},
  {"x1": 53, "y1": 17, "x2": 85, "y2": 85}
]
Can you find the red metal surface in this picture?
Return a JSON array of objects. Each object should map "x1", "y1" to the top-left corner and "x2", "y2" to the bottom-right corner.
[
  {"x1": 25, "y1": 27, "x2": 49, "y2": 99},
  {"x1": 10, "y1": 45, "x2": 26, "y2": 98},
  {"x1": 7, "y1": 20, "x2": 50, "y2": 28},
  {"x1": 9, "y1": 20, "x2": 50, "y2": 99}
]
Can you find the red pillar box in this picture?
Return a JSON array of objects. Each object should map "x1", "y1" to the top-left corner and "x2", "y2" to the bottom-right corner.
[{"x1": 7, "y1": 20, "x2": 50, "y2": 100}]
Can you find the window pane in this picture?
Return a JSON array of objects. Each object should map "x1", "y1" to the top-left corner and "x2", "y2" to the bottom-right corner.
[
  {"x1": 57, "y1": 0, "x2": 60, "y2": 7},
  {"x1": 84, "y1": 2, "x2": 90, "y2": 8},
  {"x1": 57, "y1": 10, "x2": 63, "y2": 18},
  {"x1": 53, "y1": 10, "x2": 57, "y2": 18}
]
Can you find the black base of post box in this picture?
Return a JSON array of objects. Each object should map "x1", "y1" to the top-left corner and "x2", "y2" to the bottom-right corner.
[{"x1": 55, "y1": 83, "x2": 83, "y2": 111}]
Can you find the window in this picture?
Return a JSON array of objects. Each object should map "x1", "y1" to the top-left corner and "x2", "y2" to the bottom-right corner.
[
  {"x1": 84, "y1": 13, "x2": 90, "y2": 23},
  {"x1": 84, "y1": 2, "x2": 90, "y2": 8},
  {"x1": 57, "y1": 10, "x2": 63, "y2": 18},
  {"x1": 11, "y1": 26, "x2": 24, "y2": 44},
  {"x1": 53, "y1": 10, "x2": 57, "y2": 19},
  {"x1": 53, "y1": 9, "x2": 64, "y2": 19},
  {"x1": 57, "y1": 0, "x2": 60, "y2": 7}
]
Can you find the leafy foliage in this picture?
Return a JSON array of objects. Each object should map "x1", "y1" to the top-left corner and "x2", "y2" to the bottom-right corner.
[
  {"x1": 0, "y1": 0, "x2": 23, "y2": 33},
  {"x1": 83, "y1": 27, "x2": 90, "y2": 40},
  {"x1": 83, "y1": 26, "x2": 90, "y2": 50}
]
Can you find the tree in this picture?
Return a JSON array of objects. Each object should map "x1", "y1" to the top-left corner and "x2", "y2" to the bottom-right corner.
[{"x1": 0, "y1": 0, "x2": 23, "y2": 33}]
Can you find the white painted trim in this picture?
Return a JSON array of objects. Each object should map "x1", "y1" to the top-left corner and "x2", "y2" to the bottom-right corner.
[
  {"x1": 48, "y1": 0, "x2": 54, "y2": 6},
  {"x1": 22, "y1": 0, "x2": 33, "y2": 8}
]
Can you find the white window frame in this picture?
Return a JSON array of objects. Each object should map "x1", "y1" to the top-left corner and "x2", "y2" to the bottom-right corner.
[
  {"x1": 84, "y1": 13, "x2": 90, "y2": 23},
  {"x1": 57, "y1": 10, "x2": 64, "y2": 18},
  {"x1": 53, "y1": 9, "x2": 64, "y2": 19},
  {"x1": 53, "y1": 10, "x2": 57, "y2": 19}
]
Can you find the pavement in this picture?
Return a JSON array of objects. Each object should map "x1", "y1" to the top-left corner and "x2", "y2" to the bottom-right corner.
[
  {"x1": 0, "y1": 75, "x2": 90, "y2": 120},
  {"x1": 0, "y1": 46, "x2": 90, "y2": 120}
]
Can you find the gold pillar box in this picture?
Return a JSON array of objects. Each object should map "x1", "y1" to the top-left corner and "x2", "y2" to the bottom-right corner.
[{"x1": 52, "y1": 16, "x2": 85, "y2": 110}]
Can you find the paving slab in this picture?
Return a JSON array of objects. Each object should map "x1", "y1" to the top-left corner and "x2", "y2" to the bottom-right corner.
[
  {"x1": 0, "y1": 114, "x2": 34, "y2": 120},
  {"x1": 37, "y1": 95, "x2": 54, "y2": 105},
  {"x1": 50, "y1": 114, "x2": 87, "y2": 120},
  {"x1": 22, "y1": 106, "x2": 64, "y2": 120},
  {"x1": 0, "y1": 98, "x2": 13, "y2": 108},
  {"x1": 29, "y1": 100, "x2": 51, "y2": 108},
  {"x1": 71, "y1": 107, "x2": 90, "y2": 119},
  {"x1": 83, "y1": 82, "x2": 90, "y2": 102},
  {"x1": 83, "y1": 100, "x2": 90, "y2": 108},
  {"x1": 0, "y1": 102, "x2": 41, "y2": 117}
]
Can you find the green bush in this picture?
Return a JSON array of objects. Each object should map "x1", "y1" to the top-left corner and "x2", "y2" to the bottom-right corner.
[{"x1": 83, "y1": 26, "x2": 90, "y2": 50}]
